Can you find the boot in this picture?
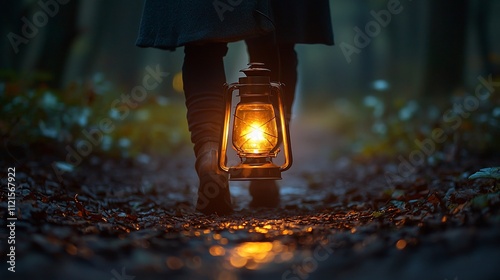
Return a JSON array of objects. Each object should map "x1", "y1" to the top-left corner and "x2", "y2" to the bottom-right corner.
[
  {"x1": 181, "y1": 43, "x2": 233, "y2": 215},
  {"x1": 249, "y1": 180, "x2": 280, "y2": 208},
  {"x1": 195, "y1": 141, "x2": 233, "y2": 215}
]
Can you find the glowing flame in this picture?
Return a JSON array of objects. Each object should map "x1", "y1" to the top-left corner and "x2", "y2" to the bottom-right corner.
[
  {"x1": 232, "y1": 103, "x2": 278, "y2": 154},
  {"x1": 248, "y1": 123, "x2": 266, "y2": 144}
]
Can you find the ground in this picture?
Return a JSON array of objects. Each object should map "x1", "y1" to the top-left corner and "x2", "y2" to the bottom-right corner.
[{"x1": 1, "y1": 114, "x2": 499, "y2": 280}]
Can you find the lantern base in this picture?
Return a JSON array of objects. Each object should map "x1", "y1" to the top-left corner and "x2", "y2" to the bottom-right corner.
[{"x1": 228, "y1": 162, "x2": 281, "y2": 181}]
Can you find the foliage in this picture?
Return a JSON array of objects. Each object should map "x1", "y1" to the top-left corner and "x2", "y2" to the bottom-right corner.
[
  {"x1": 469, "y1": 167, "x2": 500, "y2": 180},
  {"x1": 0, "y1": 74, "x2": 190, "y2": 158},
  {"x1": 318, "y1": 86, "x2": 500, "y2": 159}
]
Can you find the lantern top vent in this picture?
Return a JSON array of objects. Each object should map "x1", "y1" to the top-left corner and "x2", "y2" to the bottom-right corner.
[{"x1": 240, "y1": 62, "x2": 271, "y2": 77}]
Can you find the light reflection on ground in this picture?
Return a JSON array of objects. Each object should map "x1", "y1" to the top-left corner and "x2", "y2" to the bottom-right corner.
[{"x1": 209, "y1": 240, "x2": 295, "y2": 271}]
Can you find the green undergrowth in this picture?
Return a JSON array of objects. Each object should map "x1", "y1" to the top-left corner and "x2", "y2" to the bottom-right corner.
[
  {"x1": 305, "y1": 89, "x2": 500, "y2": 159},
  {"x1": 0, "y1": 75, "x2": 190, "y2": 159}
]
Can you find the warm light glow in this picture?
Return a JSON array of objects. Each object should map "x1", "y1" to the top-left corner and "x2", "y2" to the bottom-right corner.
[
  {"x1": 228, "y1": 242, "x2": 274, "y2": 269},
  {"x1": 254, "y1": 226, "x2": 268, "y2": 234},
  {"x1": 225, "y1": 241, "x2": 294, "y2": 270},
  {"x1": 209, "y1": 245, "x2": 226, "y2": 256},
  {"x1": 235, "y1": 242, "x2": 273, "y2": 258},
  {"x1": 248, "y1": 123, "x2": 266, "y2": 148},
  {"x1": 232, "y1": 103, "x2": 278, "y2": 155},
  {"x1": 166, "y1": 256, "x2": 184, "y2": 270},
  {"x1": 172, "y1": 72, "x2": 183, "y2": 93},
  {"x1": 396, "y1": 239, "x2": 407, "y2": 250},
  {"x1": 229, "y1": 255, "x2": 247, "y2": 268}
]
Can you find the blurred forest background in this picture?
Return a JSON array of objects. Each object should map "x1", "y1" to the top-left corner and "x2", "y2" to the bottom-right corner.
[{"x1": 1, "y1": 0, "x2": 500, "y2": 161}]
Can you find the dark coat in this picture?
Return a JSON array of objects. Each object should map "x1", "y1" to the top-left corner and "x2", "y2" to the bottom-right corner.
[{"x1": 136, "y1": 0, "x2": 334, "y2": 50}]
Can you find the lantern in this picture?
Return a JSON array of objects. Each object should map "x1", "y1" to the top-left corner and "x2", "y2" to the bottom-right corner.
[{"x1": 219, "y1": 63, "x2": 293, "y2": 180}]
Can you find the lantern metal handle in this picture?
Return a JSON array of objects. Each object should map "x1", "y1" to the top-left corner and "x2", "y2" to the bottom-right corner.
[
  {"x1": 271, "y1": 83, "x2": 293, "y2": 171},
  {"x1": 219, "y1": 83, "x2": 237, "y2": 172}
]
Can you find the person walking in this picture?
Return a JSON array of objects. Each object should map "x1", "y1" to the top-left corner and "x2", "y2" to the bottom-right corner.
[{"x1": 137, "y1": 0, "x2": 334, "y2": 215}]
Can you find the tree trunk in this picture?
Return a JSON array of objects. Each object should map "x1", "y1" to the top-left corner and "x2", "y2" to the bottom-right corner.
[
  {"x1": 475, "y1": 0, "x2": 493, "y2": 76},
  {"x1": 35, "y1": 0, "x2": 79, "y2": 87},
  {"x1": 422, "y1": 0, "x2": 468, "y2": 99}
]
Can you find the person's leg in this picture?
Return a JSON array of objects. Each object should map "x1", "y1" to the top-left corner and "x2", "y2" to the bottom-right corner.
[
  {"x1": 245, "y1": 36, "x2": 298, "y2": 208},
  {"x1": 276, "y1": 43, "x2": 298, "y2": 119},
  {"x1": 245, "y1": 35, "x2": 297, "y2": 122},
  {"x1": 183, "y1": 43, "x2": 232, "y2": 215}
]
